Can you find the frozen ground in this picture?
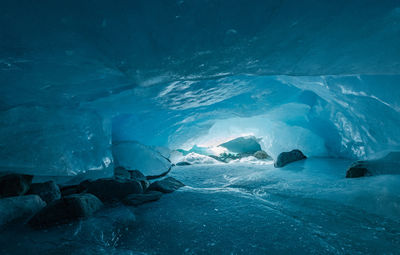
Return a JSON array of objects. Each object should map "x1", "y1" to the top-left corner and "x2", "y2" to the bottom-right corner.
[{"x1": 1, "y1": 158, "x2": 400, "y2": 255}]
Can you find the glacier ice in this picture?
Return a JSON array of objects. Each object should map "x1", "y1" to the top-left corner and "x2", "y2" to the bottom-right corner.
[
  {"x1": 347, "y1": 151, "x2": 400, "y2": 177},
  {"x1": 0, "y1": 106, "x2": 113, "y2": 177},
  {"x1": 219, "y1": 136, "x2": 262, "y2": 154},
  {"x1": 1, "y1": 0, "x2": 400, "y2": 167},
  {"x1": 1, "y1": 1, "x2": 400, "y2": 254},
  {"x1": 1, "y1": 74, "x2": 400, "y2": 175},
  {"x1": 112, "y1": 141, "x2": 171, "y2": 177}
]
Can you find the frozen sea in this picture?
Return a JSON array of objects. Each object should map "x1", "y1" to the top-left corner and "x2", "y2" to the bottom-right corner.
[{"x1": 1, "y1": 158, "x2": 400, "y2": 254}]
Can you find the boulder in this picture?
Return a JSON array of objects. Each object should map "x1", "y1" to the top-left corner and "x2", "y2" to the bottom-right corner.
[
  {"x1": 80, "y1": 178, "x2": 143, "y2": 202},
  {"x1": 346, "y1": 162, "x2": 370, "y2": 178},
  {"x1": 59, "y1": 184, "x2": 85, "y2": 197},
  {"x1": 115, "y1": 166, "x2": 133, "y2": 180},
  {"x1": 148, "y1": 177, "x2": 185, "y2": 193},
  {"x1": 253, "y1": 150, "x2": 270, "y2": 160},
  {"x1": 0, "y1": 195, "x2": 46, "y2": 227},
  {"x1": 140, "y1": 179, "x2": 150, "y2": 191},
  {"x1": 130, "y1": 169, "x2": 146, "y2": 180},
  {"x1": 176, "y1": 161, "x2": 191, "y2": 166},
  {"x1": 129, "y1": 170, "x2": 150, "y2": 190},
  {"x1": 274, "y1": 149, "x2": 307, "y2": 168},
  {"x1": 115, "y1": 167, "x2": 149, "y2": 190},
  {"x1": 28, "y1": 180, "x2": 61, "y2": 204},
  {"x1": 0, "y1": 173, "x2": 33, "y2": 198},
  {"x1": 29, "y1": 193, "x2": 103, "y2": 229},
  {"x1": 123, "y1": 191, "x2": 163, "y2": 206}
]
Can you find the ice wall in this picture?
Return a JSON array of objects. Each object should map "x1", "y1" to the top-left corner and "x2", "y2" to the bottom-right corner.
[
  {"x1": 112, "y1": 141, "x2": 171, "y2": 176},
  {"x1": 0, "y1": 106, "x2": 112, "y2": 176}
]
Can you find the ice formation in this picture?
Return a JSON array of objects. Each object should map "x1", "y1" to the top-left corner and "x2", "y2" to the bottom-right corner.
[
  {"x1": 1, "y1": 1, "x2": 400, "y2": 176},
  {"x1": 1, "y1": 1, "x2": 400, "y2": 254},
  {"x1": 112, "y1": 141, "x2": 171, "y2": 177}
]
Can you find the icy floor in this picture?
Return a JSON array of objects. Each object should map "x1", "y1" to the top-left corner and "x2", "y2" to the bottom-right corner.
[{"x1": 1, "y1": 158, "x2": 400, "y2": 254}]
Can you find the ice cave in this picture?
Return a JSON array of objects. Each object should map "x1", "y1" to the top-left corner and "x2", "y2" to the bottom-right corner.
[{"x1": 1, "y1": 0, "x2": 400, "y2": 254}]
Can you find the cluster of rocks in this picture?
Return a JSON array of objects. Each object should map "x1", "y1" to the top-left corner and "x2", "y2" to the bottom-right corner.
[
  {"x1": 208, "y1": 152, "x2": 242, "y2": 163},
  {"x1": 175, "y1": 150, "x2": 271, "y2": 165},
  {"x1": 176, "y1": 149, "x2": 306, "y2": 167},
  {"x1": 0, "y1": 168, "x2": 185, "y2": 229}
]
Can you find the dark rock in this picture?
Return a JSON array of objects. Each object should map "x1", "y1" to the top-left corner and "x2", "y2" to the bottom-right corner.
[
  {"x1": 274, "y1": 149, "x2": 307, "y2": 168},
  {"x1": 129, "y1": 170, "x2": 150, "y2": 190},
  {"x1": 80, "y1": 178, "x2": 143, "y2": 202},
  {"x1": 130, "y1": 170, "x2": 146, "y2": 180},
  {"x1": 59, "y1": 184, "x2": 85, "y2": 197},
  {"x1": 114, "y1": 166, "x2": 130, "y2": 180},
  {"x1": 28, "y1": 181, "x2": 61, "y2": 204},
  {"x1": 0, "y1": 195, "x2": 46, "y2": 227},
  {"x1": 346, "y1": 161, "x2": 371, "y2": 178},
  {"x1": 253, "y1": 150, "x2": 271, "y2": 160},
  {"x1": 140, "y1": 179, "x2": 150, "y2": 191},
  {"x1": 0, "y1": 173, "x2": 33, "y2": 198},
  {"x1": 123, "y1": 191, "x2": 163, "y2": 206},
  {"x1": 115, "y1": 167, "x2": 149, "y2": 190},
  {"x1": 148, "y1": 177, "x2": 185, "y2": 193},
  {"x1": 176, "y1": 161, "x2": 191, "y2": 166},
  {"x1": 29, "y1": 193, "x2": 103, "y2": 229}
]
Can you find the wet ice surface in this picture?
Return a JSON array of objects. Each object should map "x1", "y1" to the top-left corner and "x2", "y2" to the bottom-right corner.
[{"x1": 1, "y1": 158, "x2": 400, "y2": 254}]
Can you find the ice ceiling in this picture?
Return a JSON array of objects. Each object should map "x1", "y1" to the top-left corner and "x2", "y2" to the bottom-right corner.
[{"x1": 1, "y1": 0, "x2": 400, "y2": 175}]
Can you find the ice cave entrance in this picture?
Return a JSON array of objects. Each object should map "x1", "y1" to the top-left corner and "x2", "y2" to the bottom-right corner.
[{"x1": 171, "y1": 136, "x2": 273, "y2": 165}]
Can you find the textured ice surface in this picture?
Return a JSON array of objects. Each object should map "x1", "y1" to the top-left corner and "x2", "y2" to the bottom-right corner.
[
  {"x1": 0, "y1": 106, "x2": 113, "y2": 176},
  {"x1": 1, "y1": 0, "x2": 400, "y2": 84},
  {"x1": 1, "y1": 74, "x2": 400, "y2": 174},
  {"x1": 2, "y1": 159, "x2": 400, "y2": 254}
]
